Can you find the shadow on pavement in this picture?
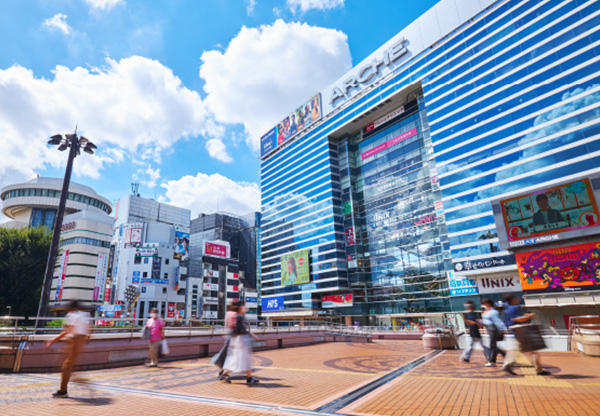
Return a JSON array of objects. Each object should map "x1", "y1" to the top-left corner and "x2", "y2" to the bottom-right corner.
[{"x1": 67, "y1": 397, "x2": 114, "y2": 406}]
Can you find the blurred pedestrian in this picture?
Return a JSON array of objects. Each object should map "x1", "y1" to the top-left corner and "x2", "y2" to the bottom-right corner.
[
  {"x1": 460, "y1": 300, "x2": 488, "y2": 362},
  {"x1": 221, "y1": 301, "x2": 260, "y2": 385},
  {"x1": 45, "y1": 300, "x2": 90, "y2": 398},
  {"x1": 211, "y1": 304, "x2": 237, "y2": 379},
  {"x1": 481, "y1": 298, "x2": 506, "y2": 367},
  {"x1": 145, "y1": 308, "x2": 164, "y2": 367},
  {"x1": 502, "y1": 294, "x2": 550, "y2": 376}
]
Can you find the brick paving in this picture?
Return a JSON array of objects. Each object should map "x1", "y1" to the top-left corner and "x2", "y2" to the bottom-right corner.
[{"x1": 1, "y1": 340, "x2": 599, "y2": 416}]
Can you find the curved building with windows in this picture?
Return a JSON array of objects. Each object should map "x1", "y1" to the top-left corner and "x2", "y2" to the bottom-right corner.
[
  {"x1": 259, "y1": 0, "x2": 600, "y2": 329},
  {"x1": 1, "y1": 177, "x2": 112, "y2": 229}
]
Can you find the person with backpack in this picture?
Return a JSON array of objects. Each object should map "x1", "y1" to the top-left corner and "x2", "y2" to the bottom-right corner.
[
  {"x1": 502, "y1": 294, "x2": 550, "y2": 376},
  {"x1": 481, "y1": 298, "x2": 507, "y2": 367},
  {"x1": 221, "y1": 300, "x2": 260, "y2": 385},
  {"x1": 460, "y1": 300, "x2": 488, "y2": 362}
]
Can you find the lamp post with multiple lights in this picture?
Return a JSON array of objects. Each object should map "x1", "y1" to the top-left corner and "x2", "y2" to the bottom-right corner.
[{"x1": 35, "y1": 130, "x2": 97, "y2": 331}]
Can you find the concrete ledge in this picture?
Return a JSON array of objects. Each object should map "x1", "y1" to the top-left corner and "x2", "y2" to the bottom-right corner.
[{"x1": 0, "y1": 331, "x2": 371, "y2": 373}]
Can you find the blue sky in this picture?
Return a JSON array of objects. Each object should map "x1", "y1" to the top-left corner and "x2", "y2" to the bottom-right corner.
[{"x1": 0, "y1": 0, "x2": 439, "y2": 219}]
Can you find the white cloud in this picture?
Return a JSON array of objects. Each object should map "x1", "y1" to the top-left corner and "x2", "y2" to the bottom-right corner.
[
  {"x1": 287, "y1": 0, "x2": 345, "y2": 13},
  {"x1": 205, "y1": 138, "x2": 233, "y2": 163},
  {"x1": 43, "y1": 13, "x2": 72, "y2": 35},
  {"x1": 160, "y1": 173, "x2": 260, "y2": 217},
  {"x1": 200, "y1": 19, "x2": 351, "y2": 150},
  {"x1": 245, "y1": 0, "x2": 257, "y2": 16},
  {"x1": 84, "y1": 0, "x2": 124, "y2": 11},
  {"x1": 0, "y1": 56, "x2": 218, "y2": 192}
]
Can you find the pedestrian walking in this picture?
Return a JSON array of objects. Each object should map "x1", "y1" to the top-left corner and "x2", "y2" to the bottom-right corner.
[
  {"x1": 502, "y1": 294, "x2": 550, "y2": 376},
  {"x1": 145, "y1": 308, "x2": 165, "y2": 367},
  {"x1": 221, "y1": 301, "x2": 260, "y2": 385},
  {"x1": 45, "y1": 300, "x2": 90, "y2": 398},
  {"x1": 211, "y1": 305, "x2": 237, "y2": 379},
  {"x1": 460, "y1": 300, "x2": 489, "y2": 362},
  {"x1": 481, "y1": 298, "x2": 507, "y2": 367}
]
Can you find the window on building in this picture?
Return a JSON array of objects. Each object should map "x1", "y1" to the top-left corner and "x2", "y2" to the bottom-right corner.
[
  {"x1": 143, "y1": 272, "x2": 148, "y2": 278},
  {"x1": 134, "y1": 257, "x2": 141, "y2": 265},
  {"x1": 177, "y1": 289, "x2": 185, "y2": 295},
  {"x1": 164, "y1": 273, "x2": 168, "y2": 279},
  {"x1": 144, "y1": 258, "x2": 149, "y2": 264},
  {"x1": 165, "y1": 258, "x2": 169, "y2": 265},
  {"x1": 162, "y1": 287, "x2": 167, "y2": 294}
]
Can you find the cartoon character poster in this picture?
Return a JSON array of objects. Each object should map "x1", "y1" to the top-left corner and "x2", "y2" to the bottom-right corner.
[{"x1": 517, "y1": 241, "x2": 600, "y2": 293}]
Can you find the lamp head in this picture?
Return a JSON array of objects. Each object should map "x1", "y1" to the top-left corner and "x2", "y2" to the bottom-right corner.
[{"x1": 48, "y1": 134, "x2": 62, "y2": 145}]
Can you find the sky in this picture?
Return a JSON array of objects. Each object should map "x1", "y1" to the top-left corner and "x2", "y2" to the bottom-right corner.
[{"x1": 0, "y1": 0, "x2": 439, "y2": 221}]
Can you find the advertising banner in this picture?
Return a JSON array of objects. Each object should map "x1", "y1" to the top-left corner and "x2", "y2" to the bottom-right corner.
[
  {"x1": 174, "y1": 266, "x2": 180, "y2": 291},
  {"x1": 204, "y1": 241, "x2": 229, "y2": 258},
  {"x1": 141, "y1": 278, "x2": 168, "y2": 284},
  {"x1": 501, "y1": 179, "x2": 600, "y2": 242},
  {"x1": 55, "y1": 250, "x2": 69, "y2": 301},
  {"x1": 517, "y1": 241, "x2": 600, "y2": 293},
  {"x1": 361, "y1": 127, "x2": 417, "y2": 160},
  {"x1": 364, "y1": 105, "x2": 405, "y2": 134},
  {"x1": 124, "y1": 224, "x2": 143, "y2": 248},
  {"x1": 343, "y1": 201, "x2": 352, "y2": 215},
  {"x1": 280, "y1": 249, "x2": 310, "y2": 286},
  {"x1": 93, "y1": 254, "x2": 105, "y2": 301},
  {"x1": 203, "y1": 283, "x2": 219, "y2": 291},
  {"x1": 135, "y1": 247, "x2": 159, "y2": 257},
  {"x1": 322, "y1": 293, "x2": 353, "y2": 308},
  {"x1": 262, "y1": 296, "x2": 285, "y2": 312},
  {"x1": 260, "y1": 93, "x2": 322, "y2": 158},
  {"x1": 477, "y1": 273, "x2": 522, "y2": 295},
  {"x1": 173, "y1": 225, "x2": 190, "y2": 260},
  {"x1": 167, "y1": 302, "x2": 175, "y2": 318},
  {"x1": 447, "y1": 271, "x2": 478, "y2": 296},
  {"x1": 345, "y1": 227, "x2": 355, "y2": 245}
]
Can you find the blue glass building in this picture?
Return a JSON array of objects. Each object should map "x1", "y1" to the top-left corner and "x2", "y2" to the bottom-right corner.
[{"x1": 260, "y1": 0, "x2": 600, "y2": 325}]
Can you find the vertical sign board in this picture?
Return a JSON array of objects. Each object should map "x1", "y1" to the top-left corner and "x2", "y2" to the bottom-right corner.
[
  {"x1": 93, "y1": 254, "x2": 105, "y2": 301},
  {"x1": 55, "y1": 250, "x2": 69, "y2": 301},
  {"x1": 167, "y1": 302, "x2": 175, "y2": 318}
]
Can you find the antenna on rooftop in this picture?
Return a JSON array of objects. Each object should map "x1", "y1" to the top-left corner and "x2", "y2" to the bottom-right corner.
[{"x1": 131, "y1": 182, "x2": 140, "y2": 197}]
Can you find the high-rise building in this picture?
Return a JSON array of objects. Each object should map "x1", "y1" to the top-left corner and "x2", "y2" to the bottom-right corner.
[
  {"x1": 259, "y1": 0, "x2": 600, "y2": 328},
  {"x1": 110, "y1": 194, "x2": 191, "y2": 320}
]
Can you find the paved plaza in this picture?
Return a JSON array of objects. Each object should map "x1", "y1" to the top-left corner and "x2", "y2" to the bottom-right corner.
[{"x1": 1, "y1": 340, "x2": 599, "y2": 415}]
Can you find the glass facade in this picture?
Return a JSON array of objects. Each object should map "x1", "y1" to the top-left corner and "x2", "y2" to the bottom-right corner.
[
  {"x1": 1, "y1": 187, "x2": 111, "y2": 213},
  {"x1": 260, "y1": 0, "x2": 600, "y2": 319}
]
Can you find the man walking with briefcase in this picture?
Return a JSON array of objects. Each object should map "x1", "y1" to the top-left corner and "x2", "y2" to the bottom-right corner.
[{"x1": 502, "y1": 294, "x2": 550, "y2": 376}]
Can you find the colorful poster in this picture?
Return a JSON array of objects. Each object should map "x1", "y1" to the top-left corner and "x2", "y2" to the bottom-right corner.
[
  {"x1": 167, "y1": 303, "x2": 175, "y2": 318},
  {"x1": 124, "y1": 225, "x2": 143, "y2": 248},
  {"x1": 345, "y1": 227, "x2": 355, "y2": 245},
  {"x1": 260, "y1": 93, "x2": 322, "y2": 157},
  {"x1": 517, "y1": 241, "x2": 600, "y2": 293},
  {"x1": 204, "y1": 241, "x2": 229, "y2": 258},
  {"x1": 322, "y1": 293, "x2": 353, "y2": 308},
  {"x1": 55, "y1": 250, "x2": 70, "y2": 301},
  {"x1": 173, "y1": 225, "x2": 190, "y2": 260},
  {"x1": 501, "y1": 179, "x2": 600, "y2": 241},
  {"x1": 447, "y1": 271, "x2": 478, "y2": 296},
  {"x1": 262, "y1": 296, "x2": 285, "y2": 312},
  {"x1": 361, "y1": 127, "x2": 417, "y2": 160},
  {"x1": 280, "y1": 249, "x2": 310, "y2": 286},
  {"x1": 135, "y1": 247, "x2": 159, "y2": 257}
]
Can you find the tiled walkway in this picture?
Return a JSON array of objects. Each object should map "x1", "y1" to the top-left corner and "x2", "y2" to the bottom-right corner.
[{"x1": 1, "y1": 340, "x2": 599, "y2": 415}]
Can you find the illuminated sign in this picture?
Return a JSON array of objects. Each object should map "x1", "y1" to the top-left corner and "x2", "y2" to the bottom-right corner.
[
  {"x1": 262, "y1": 296, "x2": 285, "y2": 312},
  {"x1": 204, "y1": 241, "x2": 229, "y2": 258},
  {"x1": 322, "y1": 294, "x2": 353, "y2": 308}
]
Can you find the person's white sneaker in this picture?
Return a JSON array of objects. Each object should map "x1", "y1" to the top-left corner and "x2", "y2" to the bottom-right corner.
[{"x1": 484, "y1": 362, "x2": 496, "y2": 367}]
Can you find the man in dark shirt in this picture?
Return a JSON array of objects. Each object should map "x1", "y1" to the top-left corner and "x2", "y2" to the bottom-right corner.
[
  {"x1": 532, "y1": 193, "x2": 565, "y2": 229},
  {"x1": 502, "y1": 294, "x2": 550, "y2": 375},
  {"x1": 460, "y1": 300, "x2": 488, "y2": 362}
]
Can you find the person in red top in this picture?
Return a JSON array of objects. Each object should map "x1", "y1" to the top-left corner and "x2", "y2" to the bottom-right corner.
[{"x1": 145, "y1": 308, "x2": 164, "y2": 367}]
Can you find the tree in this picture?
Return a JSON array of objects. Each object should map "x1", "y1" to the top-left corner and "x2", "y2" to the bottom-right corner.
[{"x1": 0, "y1": 227, "x2": 52, "y2": 317}]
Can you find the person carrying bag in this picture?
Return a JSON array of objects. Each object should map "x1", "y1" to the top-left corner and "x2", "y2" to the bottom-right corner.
[
  {"x1": 481, "y1": 298, "x2": 507, "y2": 367},
  {"x1": 502, "y1": 294, "x2": 550, "y2": 376}
]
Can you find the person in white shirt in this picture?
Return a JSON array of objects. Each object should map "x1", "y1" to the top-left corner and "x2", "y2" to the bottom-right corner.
[
  {"x1": 481, "y1": 298, "x2": 507, "y2": 367},
  {"x1": 45, "y1": 300, "x2": 90, "y2": 398}
]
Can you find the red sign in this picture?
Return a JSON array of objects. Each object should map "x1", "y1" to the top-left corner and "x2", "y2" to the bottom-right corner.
[
  {"x1": 364, "y1": 106, "x2": 405, "y2": 134},
  {"x1": 167, "y1": 302, "x2": 175, "y2": 318},
  {"x1": 233, "y1": 286, "x2": 239, "y2": 292},
  {"x1": 361, "y1": 127, "x2": 417, "y2": 160},
  {"x1": 61, "y1": 221, "x2": 76, "y2": 232},
  {"x1": 233, "y1": 273, "x2": 239, "y2": 279},
  {"x1": 104, "y1": 286, "x2": 112, "y2": 303},
  {"x1": 322, "y1": 294, "x2": 353, "y2": 308},
  {"x1": 345, "y1": 227, "x2": 355, "y2": 245},
  {"x1": 205, "y1": 241, "x2": 228, "y2": 258}
]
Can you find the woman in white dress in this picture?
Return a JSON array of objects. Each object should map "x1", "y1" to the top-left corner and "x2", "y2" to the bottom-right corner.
[{"x1": 221, "y1": 301, "x2": 260, "y2": 385}]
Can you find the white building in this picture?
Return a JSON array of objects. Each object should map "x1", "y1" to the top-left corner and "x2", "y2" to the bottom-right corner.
[{"x1": 110, "y1": 194, "x2": 190, "y2": 320}]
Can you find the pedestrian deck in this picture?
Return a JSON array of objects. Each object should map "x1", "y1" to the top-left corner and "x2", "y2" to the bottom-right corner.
[{"x1": 1, "y1": 340, "x2": 599, "y2": 415}]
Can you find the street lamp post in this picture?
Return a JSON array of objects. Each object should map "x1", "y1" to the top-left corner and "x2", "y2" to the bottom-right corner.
[{"x1": 35, "y1": 131, "x2": 97, "y2": 331}]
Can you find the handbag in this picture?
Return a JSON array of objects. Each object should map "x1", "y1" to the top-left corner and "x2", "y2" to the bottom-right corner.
[
  {"x1": 142, "y1": 326, "x2": 150, "y2": 340},
  {"x1": 512, "y1": 324, "x2": 546, "y2": 352},
  {"x1": 159, "y1": 339, "x2": 170, "y2": 356}
]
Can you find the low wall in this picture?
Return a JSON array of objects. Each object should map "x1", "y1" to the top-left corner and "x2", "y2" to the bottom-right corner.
[{"x1": 0, "y1": 330, "x2": 370, "y2": 373}]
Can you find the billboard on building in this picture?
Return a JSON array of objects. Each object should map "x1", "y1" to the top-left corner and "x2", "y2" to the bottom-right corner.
[
  {"x1": 280, "y1": 249, "x2": 310, "y2": 286},
  {"x1": 476, "y1": 273, "x2": 522, "y2": 295},
  {"x1": 262, "y1": 296, "x2": 285, "y2": 312},
  {"x1": 361, "y1": 127, "x2": 417, "y2": 160},
  {"x1": 135, "y1": 247, "x2": 159, "y2": 257},
  {"x1": 447, "y1": 271, "x2": 478, "y2": 296},
  {"x1": 322, "y1": 294, "x2": 353, "y2": 308},
  {"x1": 124, "y1": 224, "x2": 143, "y2": 248},
  {"x1": 204, "y1": 241, "x2": 229, "y2": 258},
  {"x1": 173, "y1": 225, "x2": 190, "y2": 260},
  {"x1": 517, "y1": 241, "x2": 600, "y2": 293},
  {"x1": 496, "y1": 178, "x2": 600, "y2": 248},
  {"x1": 93, "y1": 254, "x2": 108, "y2": 301},
  {"x1": 260, "y1": 93, "x2": 322, "y2": 158}
]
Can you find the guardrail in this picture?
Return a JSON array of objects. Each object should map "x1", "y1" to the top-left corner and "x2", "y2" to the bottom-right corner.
[{"x1": 568, "y1": 315, "x2": 600, "y2": 352}]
